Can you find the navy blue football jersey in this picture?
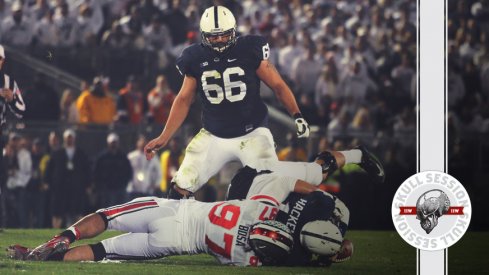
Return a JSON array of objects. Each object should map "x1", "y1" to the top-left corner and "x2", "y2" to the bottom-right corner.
[
  {"x1": 176, "y1": 35, "x2": 270, "y2": 138},
  {"x1": 276, "y1": 192, "x2": 336, "y2": 266}
]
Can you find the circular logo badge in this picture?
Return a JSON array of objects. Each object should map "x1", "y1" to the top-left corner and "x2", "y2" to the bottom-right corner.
[{"x1": 391, "y1": 171, "x2": 471, "y2": 251}]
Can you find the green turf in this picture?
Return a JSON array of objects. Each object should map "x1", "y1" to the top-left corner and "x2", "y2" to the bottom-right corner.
[{"x1": 0, "y1": 229, "x2": 485, "y2": 274}]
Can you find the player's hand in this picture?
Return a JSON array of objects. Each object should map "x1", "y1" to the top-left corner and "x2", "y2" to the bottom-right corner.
[
  {"x1": 0, "y1": 88, "x2": 14, "y2": 102},
  {"x1": 144, "y1": 136, "x2": 167, "y2": 160},
  {"x1": 294, "y1": 113, "x2": 310, "y2": 138}
]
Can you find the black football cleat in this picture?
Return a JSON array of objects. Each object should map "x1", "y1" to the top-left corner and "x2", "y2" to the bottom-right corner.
[
  {"x1": 356, "y1": 145, "x2": 385, "y2": 184},
  {"x1": 26, "y1": 235, "x2": 70, "y2": 261},
  {"x1": 7, "y1": 244, "x2": 31, "y2": 260}
]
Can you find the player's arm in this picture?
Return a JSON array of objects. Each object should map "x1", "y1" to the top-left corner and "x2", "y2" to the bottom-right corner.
[
  {"x1": 3, "y1": 81, "x2": 26, "y2": 118},
  {"x1": 293, "y1": 179, "x2": 320, "y2": 194},
  {"x1": 256, "y1": 60, "x2": 310, "y2": 138},
  {"x1": 144, "y1": 75, "x2": 196, "y2": 159},
  {"x1": 256, "y1": 60, "x2": 300, "y2": 116}
]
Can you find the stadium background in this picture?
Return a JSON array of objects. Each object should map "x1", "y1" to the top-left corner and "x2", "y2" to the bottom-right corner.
[{"x1": 0, "y1": 0, "x2": 486, "y2": 259}]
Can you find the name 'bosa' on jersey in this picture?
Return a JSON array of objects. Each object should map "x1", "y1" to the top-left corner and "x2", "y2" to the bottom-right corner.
[{"x1": 176, "y1": 35, "x2": 270, "y2": 138}]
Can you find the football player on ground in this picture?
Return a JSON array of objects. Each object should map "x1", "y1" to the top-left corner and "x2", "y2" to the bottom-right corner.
[
  {"x1": 143, "y1": 6, "x2": 384, "y2": 199},
  {"x1": 8, "y1": 198, "x2": 293, "y2": 266},
  {"x1": 226, "y1": 164, "x2": 353, "y2": 266},
  {"x1": 7, "y1": 175, "x2": 330, "y2": 266}
]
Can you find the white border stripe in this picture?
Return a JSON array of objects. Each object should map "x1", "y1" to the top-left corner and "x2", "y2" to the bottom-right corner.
[{"x1": 418, "y1": 0, "x2": 446, "y2": 274}]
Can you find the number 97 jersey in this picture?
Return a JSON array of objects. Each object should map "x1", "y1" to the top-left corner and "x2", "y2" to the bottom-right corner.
[
  {"x1": 198, "y1": 199, "x2": 279, "y2": 266},
  {"x1": 176, "y1": 35, "x2": 271, "y2": 138}
]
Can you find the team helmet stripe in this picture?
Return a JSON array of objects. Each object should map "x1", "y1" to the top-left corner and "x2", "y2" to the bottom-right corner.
[
  {"x1": 214, "y1": 6, "x2": 219, "y2": 28},
  {"x1": 301, "y1": 231, "x2": 343, "y2": 245}
]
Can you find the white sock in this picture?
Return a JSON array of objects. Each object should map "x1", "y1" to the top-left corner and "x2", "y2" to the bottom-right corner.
[
  {"x1": 260, "y1": 160, "x2": 323, "y2": 185},
  {"x1": 339, "y1": 149, "x2": 362, "y2": 164}
]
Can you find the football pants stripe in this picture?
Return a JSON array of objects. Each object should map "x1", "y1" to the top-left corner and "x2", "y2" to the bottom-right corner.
[
  {"x1": 103, "y1": 201, "x2": 158, "y2": 220},
  {"x1": 249, "y1": 195, "x2": 280, "y2": 207}
]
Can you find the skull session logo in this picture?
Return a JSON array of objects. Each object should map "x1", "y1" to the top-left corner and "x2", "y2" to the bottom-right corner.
[{"x1": 391, "y1": 171, "x2": 471, "y2": 251}]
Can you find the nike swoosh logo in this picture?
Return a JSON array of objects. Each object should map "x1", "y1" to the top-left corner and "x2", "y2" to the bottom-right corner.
[{"x1": 227, "y1": 58, "x2": 237, "y2": 62}]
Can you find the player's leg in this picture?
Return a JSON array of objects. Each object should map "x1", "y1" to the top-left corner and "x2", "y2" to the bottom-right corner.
[
  {"x1": 238, "y1": 128, "x2": 324, "y2": 184},
  {"x1": 25, "y1": 197, "x2": 166, "y2": 261},
  {"x1": 53, "y1": 232, "x2": 169, "y2": 262},
  {"x1": 43, "y1": 198, "x2": 181, "y2": 262},
  {"x1": 172, "y1": 129, "x2": 235, "y2": 195}
]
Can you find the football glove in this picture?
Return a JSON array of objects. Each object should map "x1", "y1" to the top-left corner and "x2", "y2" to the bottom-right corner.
[{"x1": 294, "y1": 113, "x2": 310, "y2": 138}]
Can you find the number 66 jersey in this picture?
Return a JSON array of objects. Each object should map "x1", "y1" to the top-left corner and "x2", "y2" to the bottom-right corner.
[{"x1": 176, "y1": 35, "x2": 270, "y2": 138}]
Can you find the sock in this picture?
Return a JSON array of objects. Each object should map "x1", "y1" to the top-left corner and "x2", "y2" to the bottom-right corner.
[
  {"x1": 267, "y1": 161, "x2": 323, "y2": 186},
  {"x1": 60, "y1": 226, "x2": 80, "y2": 243},
  {"x1": 339, "y1": 150, "x2": 362, "y2": 165}
]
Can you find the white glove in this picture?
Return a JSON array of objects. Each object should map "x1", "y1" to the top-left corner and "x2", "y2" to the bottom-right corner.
[{"x1": 294, "y1": 113, "x2": 310, "y2": 138}]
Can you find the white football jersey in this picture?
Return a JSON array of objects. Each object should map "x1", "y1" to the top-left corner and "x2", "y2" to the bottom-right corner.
[{"x1": 184, "y1": 198, "x2": 279, "y2": 266}]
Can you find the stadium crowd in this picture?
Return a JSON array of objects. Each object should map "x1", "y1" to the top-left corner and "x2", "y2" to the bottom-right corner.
[{"x1": 0, "y1": 0, "x2": 422, "y2": 229}]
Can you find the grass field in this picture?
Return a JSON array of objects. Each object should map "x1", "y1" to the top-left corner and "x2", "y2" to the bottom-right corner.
[{"x1": 0, "y1": 229, "x2": 487, "y2": 274}]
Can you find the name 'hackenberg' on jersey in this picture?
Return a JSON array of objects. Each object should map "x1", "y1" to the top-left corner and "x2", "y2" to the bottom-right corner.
[
  {"x1": 185, "y1": 198, "x2": 279, "y2": 266},
  {"x1": 176, "y1": 35, "x2": 270, "y2": 138}
]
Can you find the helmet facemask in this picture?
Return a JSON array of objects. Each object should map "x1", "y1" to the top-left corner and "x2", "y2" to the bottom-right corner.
[
  {"x1": 200, "y1": 6, "x2": 237, "y2": 53},
  {"x1": 201, "y1": 28, "x2": 236, "y2": 53}
]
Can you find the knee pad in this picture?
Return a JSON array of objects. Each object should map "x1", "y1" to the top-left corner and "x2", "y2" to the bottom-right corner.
[{"x1": 315, "y1": 151, "x2": 338, "y2": 175}]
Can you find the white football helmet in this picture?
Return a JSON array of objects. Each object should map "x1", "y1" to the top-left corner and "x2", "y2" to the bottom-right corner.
[
  {"x1": 200, "y1": 6, "x2": 237, "y2": 52},
  {"x1": 300, "y1": 220, "x2": 343, "y2": 256}
]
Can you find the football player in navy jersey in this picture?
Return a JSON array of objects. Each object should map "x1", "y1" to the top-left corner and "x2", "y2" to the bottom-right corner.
[{"x1": 144, "y1": 6, "x2": 385, "y2": 199}]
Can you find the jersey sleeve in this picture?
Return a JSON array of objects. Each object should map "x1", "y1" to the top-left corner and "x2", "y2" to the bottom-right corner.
[
  {"x1": 246, "y1": 173, "x2": 296, "y2": 207},
  {"x1": 7, "y1": 80, "x2": 26, "y2": 118},
  {"x1": 247, "y1": 35, "x2": 270, "y2": 69},
  {"x1": 175, "y1": 47, "x2": 197, "y2": 78}
]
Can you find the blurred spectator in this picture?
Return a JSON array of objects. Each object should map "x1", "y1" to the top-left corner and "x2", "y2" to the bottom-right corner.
[
  {"x1": 327, "y1": 109, "x2": 351, "y2": 143},
  {"x1": 144, "y1": 15, "x2": 172, "y2": 51},
  {"x1": 92, "y1": 133, "x2": 132, "y2": 208},
  {"x1": 22, "y1": 74, "x2": 60, "y2": 121},
  {"x1": 315, "y1": 65, "x2": 338, "y2": 111},
  {"x1": 143, "y1": 15, "x2": 172, "y2": 68},
  {"x1": 447, "y1": 63, "x2": 466, "y2": 109},
  {"x1": 116, "y1": 75, "x2": 146, "y2": 124},
  {"x1": 391, "y1": 53, "x2": 415, "y2": 97},
  {"x1": 171, "y1": 30, "x2": 198, "y2": 58},
  {"x1": 161, "y1": 0, "x2": 189, "y2": 46},
  {"x1": 337, "y1": 61, "x2": 378, "y2": 103},
  {"x1": 119, "y1": 5, "x2": 144, "y2": 48},
  {"x1": 290, "y1": 46, "x2": 323, "y2": 95},
  {"x1": 33, "y1": 9, "x2": 58, "y2": 46},
  {"x1": 101, "y1": 21, "x2": 132, "y2": 49},
  {"x1": 348, "y1": 106, "x2": 375, "y2": 143},
  {"x1": 47, "y1": 131, "x2": 61, "y2": 153},
  {"x1": 159, "y1": 136, "x2": 184, "y2": 195},
  {"x1": 0, "y1": 0, "x2": 11, "y2": 23},
  {"x1": 126, "y1": 135, "x2": 161, "y2": 199},
  {"x1": 79, "y1": 77, "x2": 116, "y2": 124},
  {"x1": 3, "y1": 133, "x2": 31, "y2": 228},
  {"x1": 138, "y1": 0, "x2": 162, "y2": 26},
  {"x1": 53, "y1": 2, "x2": 78, "y2": 47},
  {"x1": 1, "y1": 2, "x2": 33, "y2": 47},
  {"x1": 26, "y1": 0, "x2": 50, "y2": 21},
  {"x1": 393, "y1": 107, "x2": 416, "y2": 148},
  {"x1": 147, "y1": 74, "x2": 175, "y2": 124},
  {"x1": 60, "y1": 89, "x2": 79, "y2": 123},
  {"x1": 44, "y1": 129, "x2": 90, "y2": 228},
  {"x1": 277, "y1": 132, "x2": 307, "y2": 161},
  {"x1": 26, "y1": 138, "x2": 49, "y2": 228},
  {"x1": 75, "y1": 3, "x2": 100, "y2": 47},
  {"x1": 278, "y1": 34, "x2": 303, "y2": 79}
]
